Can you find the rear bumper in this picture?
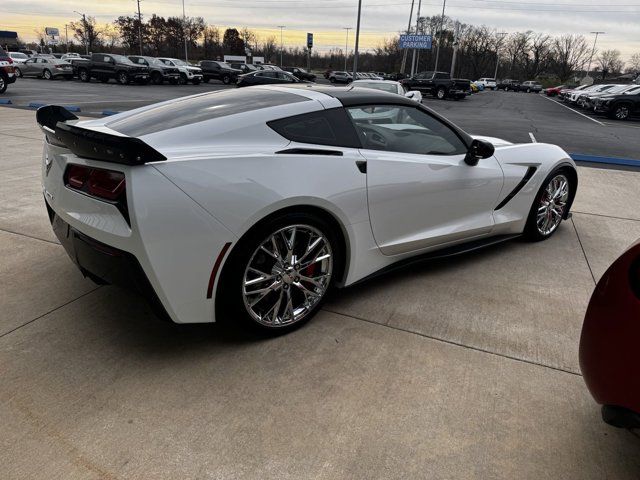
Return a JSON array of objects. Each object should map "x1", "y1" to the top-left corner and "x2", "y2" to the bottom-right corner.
[
  {"x1": 48, "y1": 201, "x2": 170, "y2": 320},
  {"x1": 449, "y1": 89, "x2": 467, "y2": 99}
]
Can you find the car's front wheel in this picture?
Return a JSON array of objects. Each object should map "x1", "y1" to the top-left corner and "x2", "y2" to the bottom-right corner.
[
  {"x1": 14, "y1": 67, "x2": 22, "y2": 78},
  {"x1": 524, "y1": 168, "x2": 575, "y2": 241},
  {"x1": 609, "y1": 103, "x2": 631, "y2": 121},
  {"x1": 222, "y1": 74, "x2": 231, "y2": 84},
  {"x1": 219, "y1": 214, "x2": 341, "y2": 333},
  {"x1": 117, "y1": 71, "x2": 129, "y2": 85},
  {"x1": 435, "y1": 87, "x2": 446, "y2": 99}
]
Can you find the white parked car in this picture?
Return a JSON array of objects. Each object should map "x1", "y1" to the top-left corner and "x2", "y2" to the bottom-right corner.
[
  {"x1": 61, "y1": 53, "x2": 81, "y2": 61},
  {"x1": 475, "y1": 78, "x2": 497, "y2": 90},
  {"x1": 352, "y1": 79, "x2": 422, "y2": 103},
  {"x1": 157, "y1": 57, "x2": 203, "y2": 84},
  {"x1": 568, "y1": 84, "x2": 617, "y2": 103},
  {"x1": 8, "y1": 52, "x2": 29, "y2": 64},
  {"x1": 38, "y1": 85, "x2": 577, "y2": 332}
]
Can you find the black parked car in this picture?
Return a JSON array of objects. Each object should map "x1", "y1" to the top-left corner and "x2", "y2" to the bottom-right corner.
[
  {"x1": 283, "y1": 66, "x2": 316, "y2": 81},
  {"x1": 237, "y1": 70, "x2": 302, "y2": 87},
  {"x1": 229, "y1": 63, "x2": 259, "y2": 75},
  {"x1": 593, "y1": 90, "x2": 640, "y2": 121},
  {"x1": 199, "y1": 60, "x2": 242, "y2": 85},
  {"x1": 497, "y1": 79, "x2": 521, "y2": 91},
  {"x1": 401, "y1": 71, "x2": 470, "y2": 100},
  {"x1": 128, "y1": 56, "x2": 180, "y2": 85},
  {"x1": 74, "y1": 53, "x2": 150, "y2": 84}
]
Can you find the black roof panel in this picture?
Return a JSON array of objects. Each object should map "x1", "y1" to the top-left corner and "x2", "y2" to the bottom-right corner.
[{"x1": 279, "y1": 84, "x2": 418, "y2": 107}]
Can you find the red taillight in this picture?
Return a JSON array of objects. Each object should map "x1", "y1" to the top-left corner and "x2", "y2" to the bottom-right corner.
[{"x1": 64, "y1": 164, "x2": 126, "y2": 201}]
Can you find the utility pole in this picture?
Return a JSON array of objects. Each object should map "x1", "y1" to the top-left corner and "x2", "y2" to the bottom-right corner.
[
  {"x1": 449, "y1": 21, "x2": 460, "y2": 77},
  {"x1": 136, "y1": 0, "x2": 143, "y2": 55},
  {"x1": 493, "y1": 32, "x2": 507, "y2": 80},
  {"x1": 278, "y1": 26, "x2": 285, "y2": 67},
  {"x1": 433, "y1": 0, "x2": 446, "y2": 72},
  {"x1": 409, "y1": 0, "x2": 422, "y2": 77},
  {"x1": 400, "y1": 0, "x2": 415, "y2": 74},
  {"x1": 74, "y1": 11, "x2": 89, "y2": 55},
  {"x1": 343, "y1": 27, "x2": 352, "y2": 71},
  {"x1": 586, "y1": 31, "x2": 605, "y2": 80},
  {"x1": 65, "y1": 24, "x2": 69, "y2": 53},
  {"x1": 352, "y1": 0, "x2": 362, "y2": 78},
  {"x1": 182, "y1": 0, "x2": 188, "y2": 62}
]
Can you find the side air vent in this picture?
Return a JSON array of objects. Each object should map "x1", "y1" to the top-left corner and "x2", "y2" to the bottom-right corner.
[{"x1": 495, "y1": 166, "x2": 537, "y2": 210}]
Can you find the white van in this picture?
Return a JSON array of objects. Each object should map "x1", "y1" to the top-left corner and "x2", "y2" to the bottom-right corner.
[{"x1": 476, "y1": 78, "x2": 497, "y2": 90}]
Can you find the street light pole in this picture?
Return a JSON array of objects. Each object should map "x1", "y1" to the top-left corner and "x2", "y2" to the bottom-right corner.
[
  {"x1": 278, "y1": 25, "x2": 285, "y2": 67},
  {"x1": 409, "y1": 0, "x2": 422, "y2": 77},
  {"x1": 74, "y1": 11, "x2": 89, "y2": 55},
  {"x1": 65, "y1": 24, "x2": 69, "y2": 53},
  {"x1": 586, "y1": 31, "x2": 605, "y2": 79},
  {"x1": 352, "y1": 0, "x2": 362, "y2": 78},
  {"x1": 433, "y1": 0, "x2": 446, "y2": 71},
  {"x1": 136, "y1": 0, "x2": 143, "y2": 55},
  {"x1": 182, "y1": 0, "x2": 188, "y2": 62},
  {"x1": 400, "y1": 0, "x2": 415, "y2": 74},
  {"x1": 493, "y1": 32, "x2": 507, "y2": 80},
  {"x1": 343, "y1": 27, "x2": 352, "y2": 71}
]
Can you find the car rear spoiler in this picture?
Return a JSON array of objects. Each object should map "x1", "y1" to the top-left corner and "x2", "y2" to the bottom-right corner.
[{"x1": 36, "y1": 105, "x2": 166, "y2": 165}]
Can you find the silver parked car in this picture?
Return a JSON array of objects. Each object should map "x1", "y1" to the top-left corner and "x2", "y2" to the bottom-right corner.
[{"x1": 18, "y1": 57, "x2": 74, "y2": 80}]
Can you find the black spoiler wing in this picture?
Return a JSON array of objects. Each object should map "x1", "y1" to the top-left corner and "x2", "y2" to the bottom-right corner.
[{"x1": 36, "y1": 105, "x2": 166, "y2": 165}]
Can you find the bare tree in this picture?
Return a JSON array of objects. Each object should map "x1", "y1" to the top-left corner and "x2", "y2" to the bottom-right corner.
[
  {"x1": 261, "y1": 36, "x2": 278, "y2": 63},
  {"x1": 597, "y1": 49, "x2": 624, "y2": 79},
  {"x1": 550, "y1": 34, "x2": 589, "y2": 82},
  {"x1": 628, "y1": 53, "x2": 640, "y2": 75},
  {"x1": 69, "y1": 16, "x2": 102, "y2": 53}
]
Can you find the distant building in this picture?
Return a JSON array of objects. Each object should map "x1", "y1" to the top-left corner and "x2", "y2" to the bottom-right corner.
[{"x1": 0, "y1": 30, "x2": 19, "y2": 49}]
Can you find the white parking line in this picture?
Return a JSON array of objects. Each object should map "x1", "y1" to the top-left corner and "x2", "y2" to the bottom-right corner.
[
  {"x1": 529, "y1": 132, "x2": 537, "y2": 143},
  {"x1": 543, "y1": 96, "x2": 604, "y2": 126}
]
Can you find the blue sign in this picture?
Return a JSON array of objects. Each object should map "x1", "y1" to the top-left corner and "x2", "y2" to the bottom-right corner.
[
  {"x1": 307, "y1": 33, "x2": 313, "y2": 49},
  {"x1": 399, "y1": 34, "x2": 432, "y2": 50}
]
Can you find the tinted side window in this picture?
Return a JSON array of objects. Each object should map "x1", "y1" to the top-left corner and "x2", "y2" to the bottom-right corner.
[
  {"x1": 346, "y1": 105, "x2": 467, "y2": 155},
  {"x1": 268, "y1": 108, "x2": 361, "y2": 148}
]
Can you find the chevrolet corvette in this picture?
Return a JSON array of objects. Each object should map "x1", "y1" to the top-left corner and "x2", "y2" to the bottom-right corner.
[{"x1": 38, "y1": 85, "x2": 577, "y2": 332}]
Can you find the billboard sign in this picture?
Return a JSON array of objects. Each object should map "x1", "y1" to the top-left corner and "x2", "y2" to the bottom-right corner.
[
  {"x1": 399, "y1": 34, "x2": 432, "y2": 49},
  {"x1": 307, "y1": 32, "x2": 313, "y2": 49},
  {"x1": 45, "y1": 27, "x2": 60, "y2": 36}
]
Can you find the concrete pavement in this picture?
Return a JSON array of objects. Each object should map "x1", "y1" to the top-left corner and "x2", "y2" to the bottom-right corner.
[{"x1": 1, "y1": 107, "x2": 639, "y2": 479}]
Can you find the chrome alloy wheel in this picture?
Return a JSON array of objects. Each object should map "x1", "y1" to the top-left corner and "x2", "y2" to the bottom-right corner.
[
  {"x1": 242, "y1": 224, "x2": 333, "y2": 327},
  {"x1": 537, "y1": 174, "x2": 569, "y2": 236},
  {"x1": 615, "y1": 105, "x2": 630, "y2": 120}
]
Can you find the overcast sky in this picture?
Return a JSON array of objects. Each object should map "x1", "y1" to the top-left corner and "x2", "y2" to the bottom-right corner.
[{"x1": 4, "y1": 0, "x2": 640, "y2": 60}]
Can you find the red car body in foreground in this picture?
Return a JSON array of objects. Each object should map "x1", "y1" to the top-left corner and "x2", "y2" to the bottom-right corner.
[
  {"x1": 545, "y1": 85, "x2": 566, "y2": 96},
  {"x1": 579, "y1": 239, "x2": 640, "y2": 428}
]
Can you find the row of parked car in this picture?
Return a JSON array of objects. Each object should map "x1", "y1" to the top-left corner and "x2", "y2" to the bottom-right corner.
[
  {"x1": 547, "y1": 83, "x2": 640, "y2": 121},
  {"x1": 473, "y1": 78, "x2": 543, "y2": 92},
  {"x1": 1, "y1": 49, "x2": 322, "y2": 88}
]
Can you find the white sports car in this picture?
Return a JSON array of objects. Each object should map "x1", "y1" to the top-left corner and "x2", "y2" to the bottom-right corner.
[{"x1": 38, "y1": 86, "x2": 577, "y2": 332}]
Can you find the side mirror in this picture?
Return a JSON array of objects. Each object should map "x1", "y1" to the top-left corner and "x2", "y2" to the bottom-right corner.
[{"x1": 464, "y1": 139, "x2": 495, "y2": 166}]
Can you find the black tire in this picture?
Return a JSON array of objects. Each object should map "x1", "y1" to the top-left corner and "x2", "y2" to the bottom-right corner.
[
  {"x1": 329, "y1": 77, "x2": 336, "y2": 83},
  {"x1": 526, "y1": 88, "x2": 531, "y2": 93},
  {"x1": 435, "y1": 87, "x2": 446, "y2": 99},
  {"x1": 43, "y1": 69, "x2": 53, "y2": 80},
  {"x1": 523, "y1": 167, "x2": 576, "y2": 242},
  {"x1": 151, "y1": 72, "x2": 163, "y2": 85},
  {"x1": 79, "y1": 69, "x2": 90, "y2": 82},
  {"x1": 117, "y1": 71, "x2": 129, "y2": 85},
  {"x1": 179, "y1": 73, "x2": 187, "y2": 85},
  {"x1": 217, "y1": 212, "x2": 343, "y2": 334},
  {"x1": 222, "y1": 74, "x2": 231, "y2": 85},
  {"x1": 99, "y1": 76, "x2": 109, "y2": 83},
  {"x1": 0, "y1": 73, "x2": 7, "y2": 94},
  {"x1": 14, "y1": 67, "x2": 22, "y2": 78},
  {"x1": 608, "y1": 103, "x2": 631, "y2": 121}
]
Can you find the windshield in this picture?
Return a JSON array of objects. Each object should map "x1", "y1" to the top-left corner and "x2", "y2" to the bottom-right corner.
[
  {"x1": 111, "y1": 54, "x2": 134, "y2": 64},
  {"x1": 355, "y1": 82, "x2": 398, "y2": 94}
]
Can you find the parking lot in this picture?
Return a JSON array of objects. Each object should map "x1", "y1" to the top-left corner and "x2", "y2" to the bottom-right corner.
[{"x1": 2, "y1": 84, "x2": 640, "y2": 478}]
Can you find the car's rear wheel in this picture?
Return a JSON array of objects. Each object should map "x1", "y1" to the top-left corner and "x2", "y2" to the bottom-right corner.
[
  {"x1": 524, "y1": 169, "x2": 574, "y2": 241},
  {"x1": 79, "y1": 69, "x2": 90, "y2": 82},
  {"x1": 435, "y1": 87, "x2": 446, "y2": 99},
  {"x1": 219, "y1": 213, "x2": 341, "y2": 333},
  {"x1": 43, "y1": 69, "x2": 53, "y2": 80},
  {"x1": 14, "y1": 67, "x2": 22, "y2": 78},
  {"x1": 330, "y1": 77, "x2": 336, "y2": 83},
  {"x1": 222, "y1": 74, "x2": 231, "y2": 84}
]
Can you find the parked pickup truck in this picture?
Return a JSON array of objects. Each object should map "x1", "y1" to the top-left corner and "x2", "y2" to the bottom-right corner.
[
  {"x1": 400, "y1": 71, "x2": 470, "y2": 100},
  {"x1": 73, "y1": 53, "x2": 150, "y2": 85}
]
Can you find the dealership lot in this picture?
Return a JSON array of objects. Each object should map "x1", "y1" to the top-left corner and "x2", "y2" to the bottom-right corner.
[{"x1": 2, "y1": 91, "x2": 640, "y2": 480}]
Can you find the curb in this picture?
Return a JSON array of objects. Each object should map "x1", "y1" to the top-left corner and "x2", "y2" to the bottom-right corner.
[
  {"x1": 0, "y1": 99, "x2": 12, "y2": 105},
  {"x1": 570, "y1": 153, "x2": 640, "y2": 168},
  {"x1": 101, "y1": 110, "x2": 121, "y2": 116},
  {"x1": 27, "y1": 102, "x2": 81, "y2": 112}
]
